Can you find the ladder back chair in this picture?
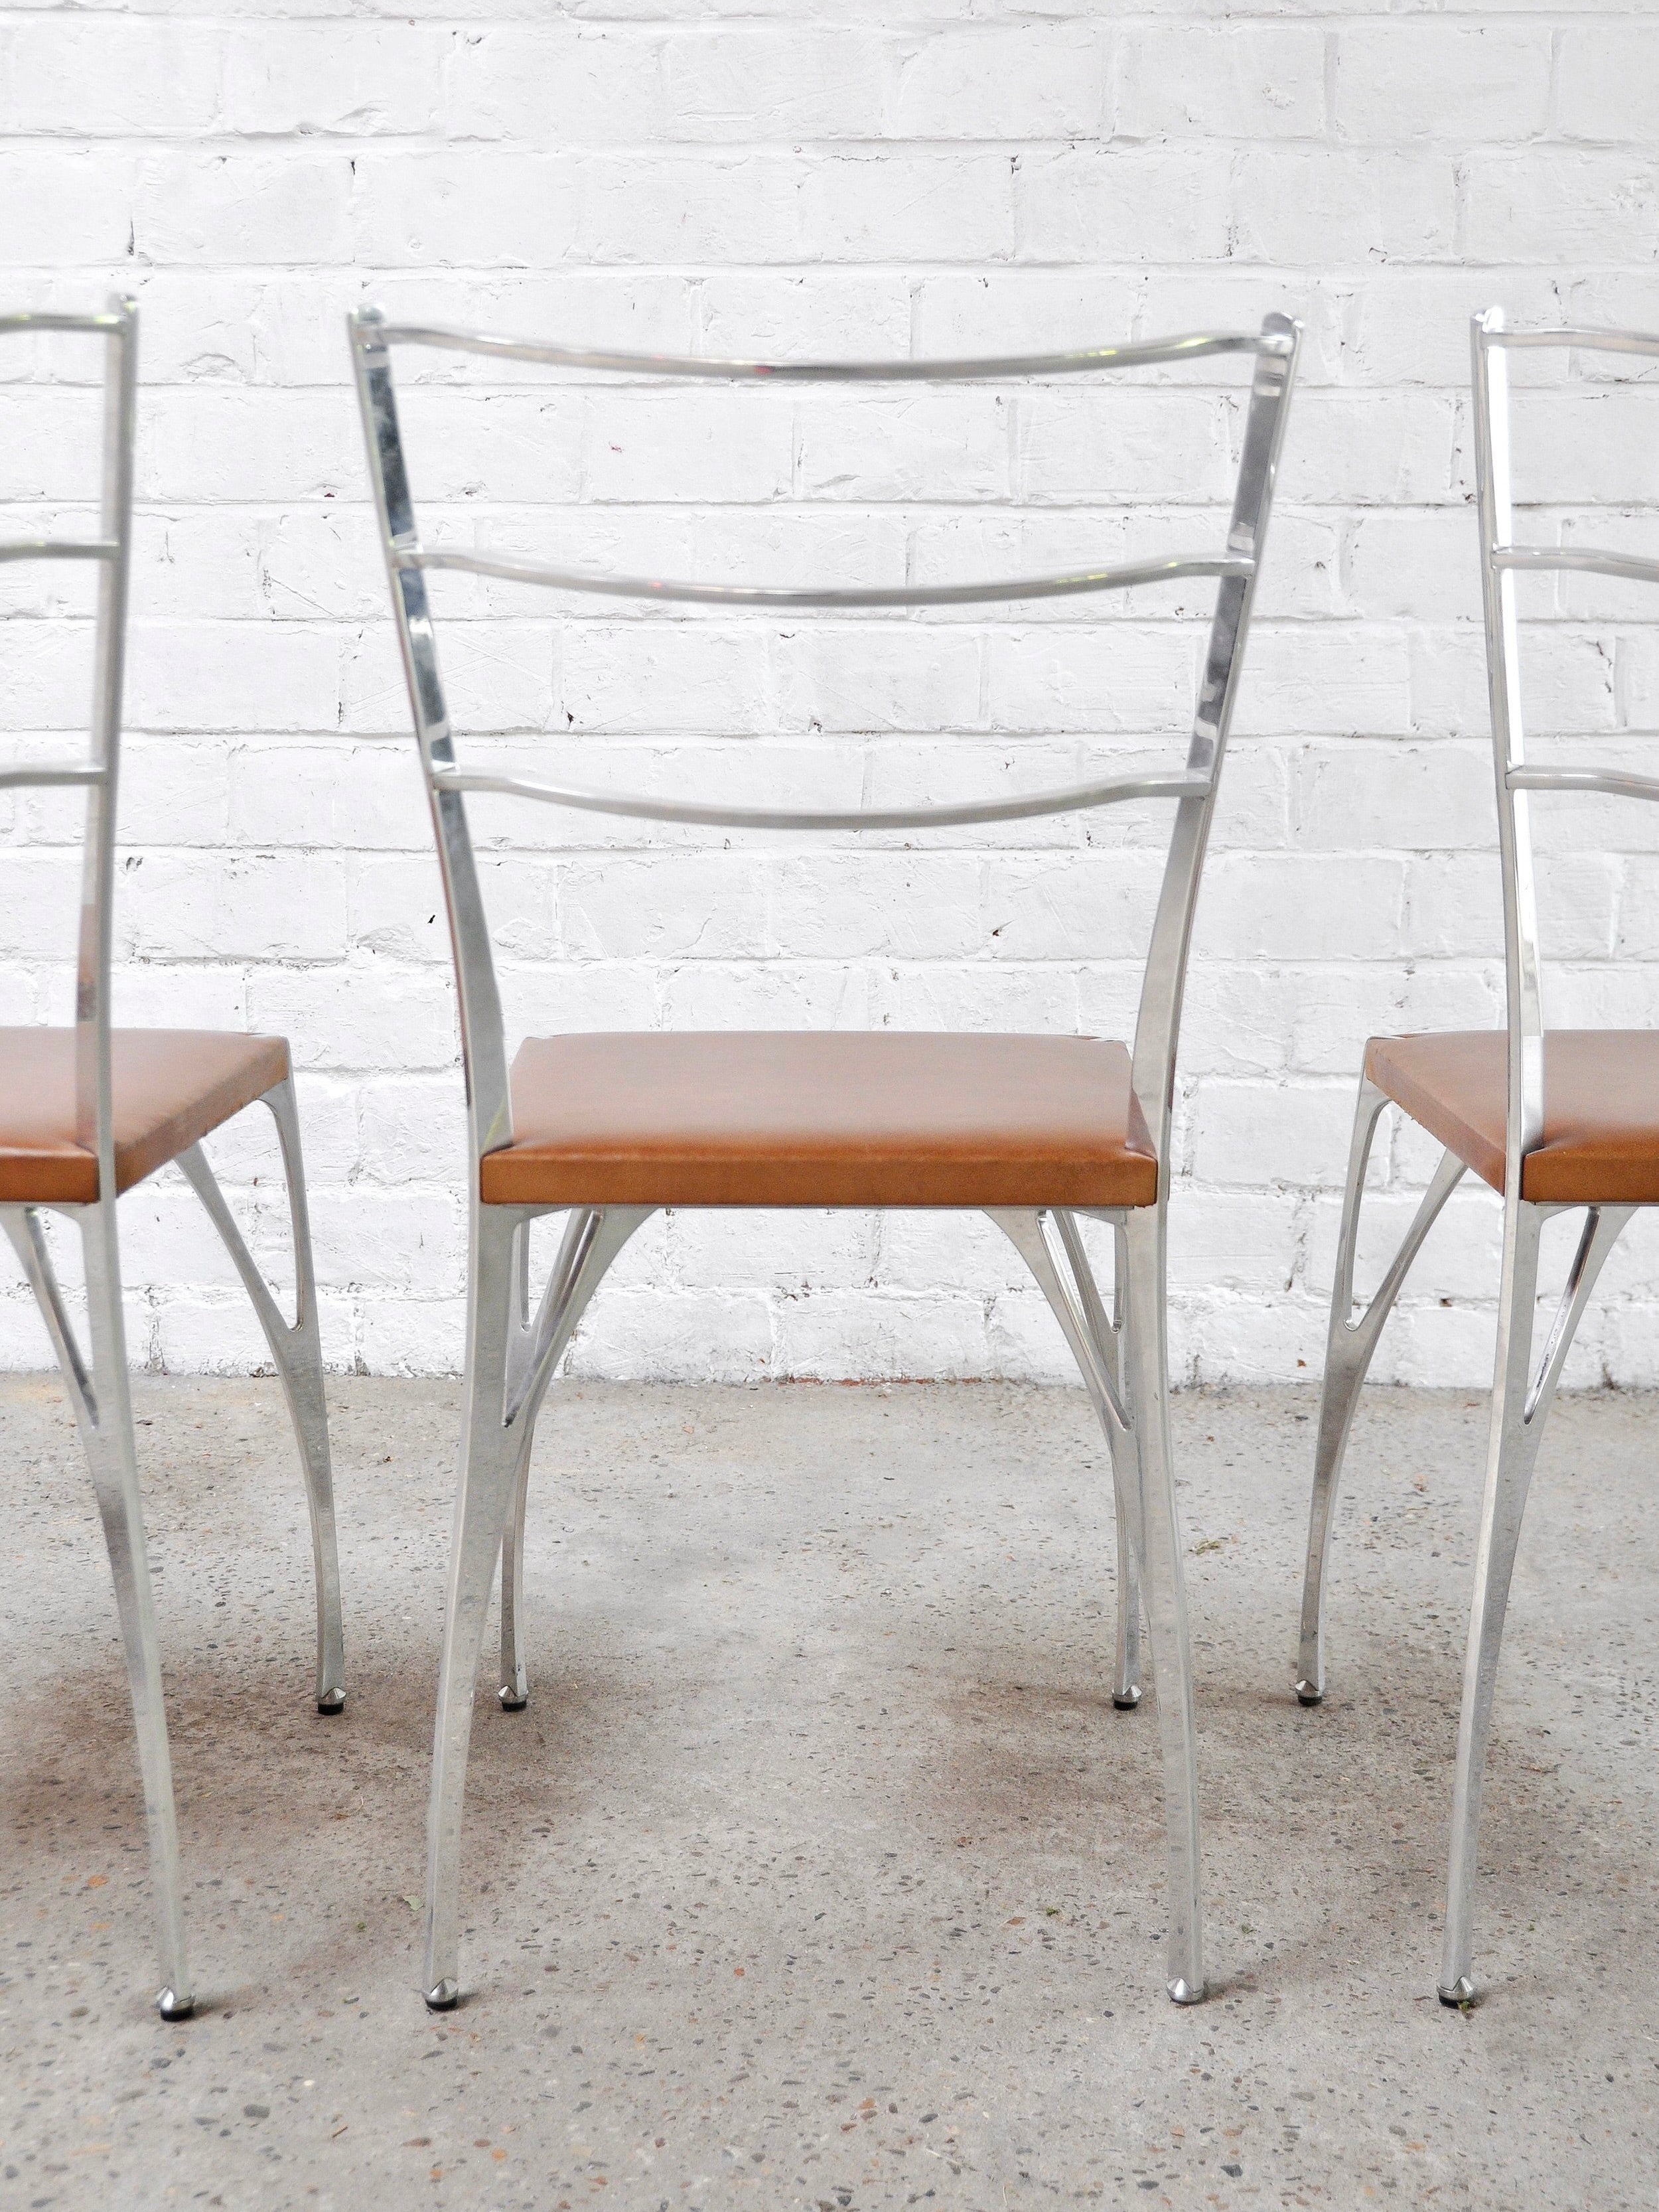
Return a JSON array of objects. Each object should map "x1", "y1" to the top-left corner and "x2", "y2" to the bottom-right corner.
[
  {"x1": 0, "y1": 301, "x2": 344, "y2": 2020},
  {"x1": 349, "y1": 304, "x2": 1300, "y2": 2013},
  {"x1": 1297, "y1": 307, "x2": 1659, "y2": 2005}
]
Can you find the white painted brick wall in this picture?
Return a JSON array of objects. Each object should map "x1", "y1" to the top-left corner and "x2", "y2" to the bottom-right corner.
[{"x1": 3, "y1": 1, "x2": 1659, "y2": 1390}]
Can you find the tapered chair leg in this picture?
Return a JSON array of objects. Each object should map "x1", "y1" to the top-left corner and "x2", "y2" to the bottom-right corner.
[
  {"x1": 1111, "y1": 1471, "x2": 1143, "y2": 1710},
  {"x1": 1056, "y1": 1211, "x2": 1143, "y2": 1706},
  {"x1": 423, "y1": 1205, "x2": 522, "y2": 2011},
  {"x1": 497, "y1": 1423, "x2": 536, "y2": 1712},
  {"x1": 3, "y1": 1202, "x2": 192, "y2": 2020},
  {"x1": 178, "y1": 1074, "x2": 344, "y2": 1714},
  {"x1": 1438, "y1": 1199, "x2": 1630, "y2": 2006},
  {"x1": 425, "y1": 1203, "x2": 650, "y2": 2007},
  {"x1": 496, "y1": 1207, "x2": 644, "y2": 1713},
  {"x1": 987, "y1": 1208, "x2": 1144, "y2": 1711},
  {"x1": 1121, "y1": 1203, "x2": 1205, "y2": 2004},
  {"x1": 1297, "y1": 1076, "x2": 1465, "y2": 1706}
]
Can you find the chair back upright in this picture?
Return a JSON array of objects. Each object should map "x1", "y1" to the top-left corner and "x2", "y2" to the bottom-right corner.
[
  {"x1": 1473, "y1": 309, "x2": 1659, "y2": 1188},
  {"x1": 0, "y1": 298, "x2": 137, "y2": 1204},
  {"x1": 350, "y1": 308, "x2": 1300, "y2": 1197}
]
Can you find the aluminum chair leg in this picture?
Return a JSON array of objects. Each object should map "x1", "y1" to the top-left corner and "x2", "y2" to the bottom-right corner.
[
  {"x1": 178, "y1": 1074, "x2": 344, "y2": 1714},
  {"x1": 1057, "y1": 1211, "x2": 1143, "y2": 1706},
  {"x1": 1110, "y1": 1220, "x2": 1145, "y2": 1712},
  {"x1": 1121, "y1": 1203, "x2": 1205, "y2": 2004},
  {"x1": 498, "y1": 1206, "x2": 643, "y2": 1712},
  {"x1": 1438, "y1": 1199, "x2": 1630, "y2": 2006},
  {"x1": 1297, "y1": 1077, "x2": 1465, "y2": 1705},
  {"x1": 424, "y1": 1203, "x2": 648, "y2": 2009},
  {"x1": 423, "y1": 1205, "x2": 519, "y2": 2011},
  {"x1": 990, "y1": 1207, "x2": 1143, "y2": 1707},
  {"x1": 3, "y1": 1201, "x2": 192, "y2": 2020},
  {"x1": 497, "y1": 1422, "x2": 536, "y2": 1712},
  {"x1": 989, "y1": 1201, "x2": 1202, "y2": 2002}
]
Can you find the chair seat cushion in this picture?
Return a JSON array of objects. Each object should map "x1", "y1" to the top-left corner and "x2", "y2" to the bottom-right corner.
[
  {"x1": 480, "y1": 1032, "x2": 1160, "y2": 1211},
  {"x1": 1366, "y1": 1029, "x2": 1659, "y2": 1203},
  {"x1": 0, "y1": 1028, "x2": 291, "y2": 1206}
]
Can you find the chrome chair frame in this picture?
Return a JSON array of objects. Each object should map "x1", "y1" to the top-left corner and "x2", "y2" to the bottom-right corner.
[
  {"x1": 1, "y1": 301, "x2": 344, "y2": 2020},
  {"x1": 350, "y1": 306, "x2": 1300, "y2": 2012},
  {"x1": 1296, "y1": 309, "x2": 1659, "y2": 2005}
]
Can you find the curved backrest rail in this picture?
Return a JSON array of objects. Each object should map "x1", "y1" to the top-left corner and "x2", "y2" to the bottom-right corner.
[
  {"x1": 0, "y1": 539, "x2": 120, "y2": 566},
  {"x1": 399, "y1": 548, "x2": 1254, "y2": 613},
  {"x1": 1507, "y1": 767, "x2": 1659, "y2": 802},
  {"x1": 0, "y1": 311, "x2": 129, "y2": 339},
  {"x1": 1484, "y1": 325, "x2": 1659, "y2": 359},
  {"x1": 431, "y1": 765, "x2": 1211, "y2": 832},
  {"x1": 371, "y1": 321, "x2": 1276, "y2": 382},
  {"x1": 350, "y1": 304, "x2": 1302, "y2": 1177},
  {"x1": 1494, "y1": 546, "x2": 1659, "y2": 586},
  {"x1": 0, "y1": 763, "x2": 108, "y2": 790}
]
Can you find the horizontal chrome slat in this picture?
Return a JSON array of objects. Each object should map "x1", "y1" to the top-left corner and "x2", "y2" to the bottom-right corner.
[
  {"x1": 0, "y1": 763, "x2": 107, "y2": 789},
  {"x1": 0, "y1": 538, "x2": 119, "y2": 566},
  {"x1": 400, "y1": 548, "x2": 1254, "y2": 611},
  {"x1": 1494, "y1": 545, "x2": 1659, "y2": 585},
  {"x1": 430, "y1": 764, "x2": 1210, "y2": 830},
  {"x1": 1507, "y1": 766, "x2": 1659, "y2": 803},
  {"x1": 367, "y1": 321, "x2": 1271, "y2": 380},
  {"x1": 1485, "y1": 325, "x2": 1659, "y2": 359},
  {"x1": 0, "y1": 311, "x2": 127, "y2": 338}
]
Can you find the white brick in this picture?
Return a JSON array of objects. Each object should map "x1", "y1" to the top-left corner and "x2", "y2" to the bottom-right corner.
[
  {"x1": 1228, "y1": 150, "x2": 1457, "y2": 265},
  {"x1": 225, "y1": 25, "x2": 443, "y2": 137},
  {"x1": 3, "y1": 23, "x2": 224, "y2": 137},
  {"x1": 1555, "y1": 27, "x2": 1659, "y2": 148},
  {"x1": 446, "y1": 29, "x2": 666, "y2": 145},
  {"x1": 1461, "y1": 154, "x2": 1659, "y2": 268},
  {"x1": 137, "y1": 151, "x2": 354, "y2": 266},
  {"x1": 1119, "y1": 27, "x2": 1326, "y2": 142},
  {"x1": 1018, "y1": 146, "x2": 1232, "y2": 264},
  {"x1": 1333, "y1": 26, "x2": 1551, "y2": 145},
  {"x1": 666, "y1": 29, "x2": 885, "y2": 142},
  {"x1": 800, "y1": 153, "x2": 1015, "y2": 263},
  {"x1": 889, "y1": 26, "x2": 1109, "y2": 141}
]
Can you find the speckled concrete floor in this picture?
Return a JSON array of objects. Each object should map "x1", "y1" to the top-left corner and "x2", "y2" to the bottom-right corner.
[{"x1": 1, "y1": 1375, "x2": 1656, "y2": 2211}]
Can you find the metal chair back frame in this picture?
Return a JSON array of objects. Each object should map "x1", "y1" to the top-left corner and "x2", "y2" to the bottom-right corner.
[
  {"x1": 1, "y1": 301, "x2": 344, "y2": 2020},
  {"x1": 350, "y1": 305, "x2": 1300, "y2": 2012},
  {"x1": 1295, "y1": 310, "x2": 1659, "y2": 2008}
]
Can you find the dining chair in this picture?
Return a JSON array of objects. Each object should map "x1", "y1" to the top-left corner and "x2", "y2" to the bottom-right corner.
[
  {"x1": 1296, "y1": 308, "x2": 1659, "y2": 2005},
  {"x1": 0, "y1": 299, "x2": 344, "y2": 2020},
  {"x1": 350, "y1": 303, "x2": 1299, "y2": 2012}
]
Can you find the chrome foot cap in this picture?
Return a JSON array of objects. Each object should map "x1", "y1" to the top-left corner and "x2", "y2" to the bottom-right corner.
[
  {"x1": 498, "y1": 1686, "x2": 528, "y2": 1712},
  {"x1": 1294, "y1": 1680, "x2": 1323, "y2": 1707},
  {"x1": 157, "y1": 1988, "x2": 194, "y2": 2022},
  {"x1": 1438, "y1": 1976, "x2": 1477, "y2": 2009},
  {"x1": 317, "y1": 1689, "x2": 346, "y2": 1716},
  {"x1": 1112, "y1": 1687, "x2": 1142, "y2": 1711},
  {"x1": 1166, "y1": 1977, "x2": 1206, "y2": 2007},
  {"x1": 425, "y1": 1979, "x2": 460, "y2": 2012}
]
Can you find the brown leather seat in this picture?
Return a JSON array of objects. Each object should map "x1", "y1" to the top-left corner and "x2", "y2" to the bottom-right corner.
[
  {"x1": 478, "y1": 1032, "x2": 1160, "y2": 1210},
  {"x1": 0, "y1": 1028, "x2": 291, "y2": 1206},
  {"x1": 1366, "y1": 1029, "x2": 1659, "y2": 1204}
]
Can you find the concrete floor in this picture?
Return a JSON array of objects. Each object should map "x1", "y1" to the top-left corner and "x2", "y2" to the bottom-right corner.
[{"x1": 1, "y1": 1376, "x2": 1656, "y2": 2210}]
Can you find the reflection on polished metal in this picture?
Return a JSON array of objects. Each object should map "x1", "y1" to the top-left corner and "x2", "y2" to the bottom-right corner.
[
  {"x1": 1295, "y1": 1087, "x2": 1465, "y2": 1706},
  {"x1": 402, "y1": 544, "x2": 1254, "y2": 611},
  {"x1": 1295, "y1": 309, "x2": 1659, "y2": 2007},
  {"x1": 0, "y1": 301, "x2": 344, "y2": 2016},
  {"x1": 350, "y1": 303, "x2": 1301, "y2": 2014},
  {"x1": 372, "y1": 319, "x2": 1271, "y2": 380},
  {"x1": 428, "y1": 763, "x2": 1213, "y2": 836}
]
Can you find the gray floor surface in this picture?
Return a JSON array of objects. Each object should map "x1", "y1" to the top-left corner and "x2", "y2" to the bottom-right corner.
[{"x1": 2, "y1": 1375, "x2": 1655, "y2": 2210}]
